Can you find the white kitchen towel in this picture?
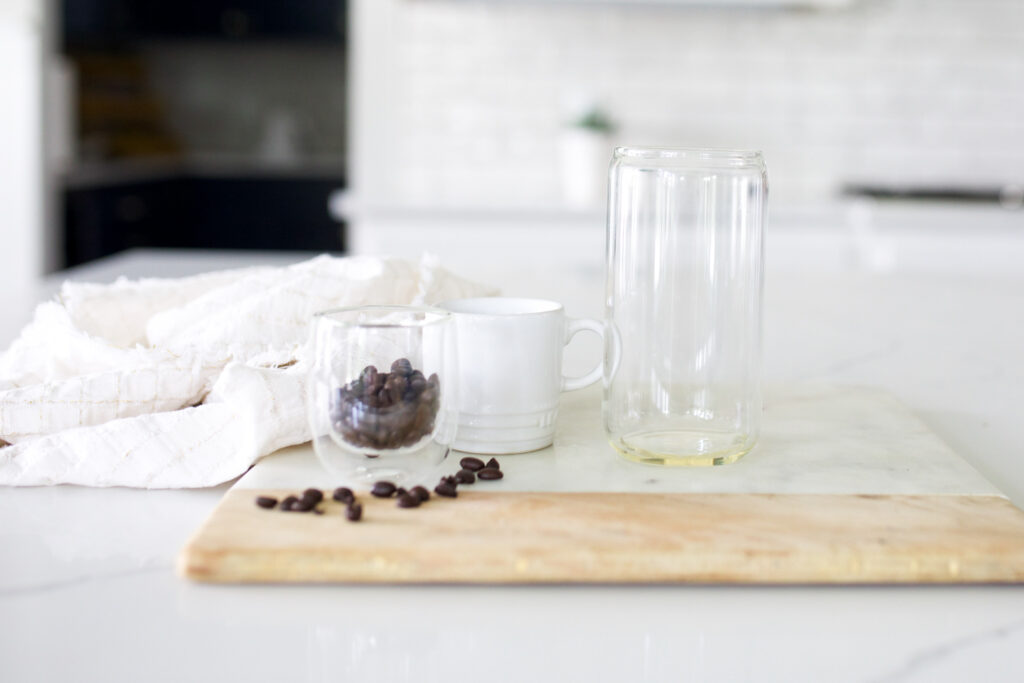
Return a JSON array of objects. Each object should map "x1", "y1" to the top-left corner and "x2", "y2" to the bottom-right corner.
[{"x1": 0, "y1": 254, "x2": 495, "y2": 488}]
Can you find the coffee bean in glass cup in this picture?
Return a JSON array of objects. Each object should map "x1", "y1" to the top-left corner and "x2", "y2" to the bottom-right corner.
[{"x1": 308, "y1": 306, "x2": 457, "y2": 485}]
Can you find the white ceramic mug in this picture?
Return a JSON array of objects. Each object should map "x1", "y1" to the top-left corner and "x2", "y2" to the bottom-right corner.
[{"x1": 438, "y1": 297, "x2": 605, "y2": 454}]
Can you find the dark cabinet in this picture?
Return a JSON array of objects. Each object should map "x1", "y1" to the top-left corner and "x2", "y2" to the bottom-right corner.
[
  {"x1": 188, "y1": 178, "x2": 345, "y2": 251},
  {"x1": 64, "y1": 179, "x2": 193, "y2": 266},
  {"x1": 64, "y1": 177, "x2": 345, "y2": 268},
  {"x1": 63, "y1": 0, "x2": 346, "y2": 47}
]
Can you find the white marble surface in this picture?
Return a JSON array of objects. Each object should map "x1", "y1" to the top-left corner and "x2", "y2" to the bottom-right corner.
[
  {"x1": 3, "y1": 239, "x2": 1024, "y2": 682},
  {"x1": 241, "y1": 384, "x2": 1002, "y2": 497}
]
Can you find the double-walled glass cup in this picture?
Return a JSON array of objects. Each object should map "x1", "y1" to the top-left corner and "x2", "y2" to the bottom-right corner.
[
  {"x1": 307, "y1": 306, "x2": 458, "y2": 483},
  {"x1": 604, "y1": 147, "x2": 766, "y2": 466}
]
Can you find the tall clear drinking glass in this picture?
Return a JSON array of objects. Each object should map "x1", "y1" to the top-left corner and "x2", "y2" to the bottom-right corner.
[{"x1": 604, "y1": 147, "x2": 766, "y2": 466}]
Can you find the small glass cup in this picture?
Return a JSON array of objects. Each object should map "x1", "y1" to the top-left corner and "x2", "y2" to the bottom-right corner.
[{"x1": 307, "y1": 306, "x2": 458, "y2": 483}]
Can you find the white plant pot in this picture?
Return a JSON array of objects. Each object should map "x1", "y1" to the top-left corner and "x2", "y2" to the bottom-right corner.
[{"x1": 559, "y1": 129, "x2": 610, "y2": 209}]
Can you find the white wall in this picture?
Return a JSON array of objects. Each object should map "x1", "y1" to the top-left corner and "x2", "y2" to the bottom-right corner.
[
  {"x1": 0, "y1": 0, "x2": 46, "y2": 338},
  {"x1": 351, "y1": 0, "x2": 1024, "y2": 209}
]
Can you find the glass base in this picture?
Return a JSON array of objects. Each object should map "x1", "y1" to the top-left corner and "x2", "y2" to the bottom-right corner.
[
  {"x1": 610, "y1": 429, "x2": 753, "y2": 467},
  {"x1": 312, "y1": 434, "x2": 450, "y2": 484}
]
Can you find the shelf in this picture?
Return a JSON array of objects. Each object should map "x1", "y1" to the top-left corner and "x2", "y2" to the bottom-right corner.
[{"x1": 61, "y1": 156, "x2": 346, "y2": 189}]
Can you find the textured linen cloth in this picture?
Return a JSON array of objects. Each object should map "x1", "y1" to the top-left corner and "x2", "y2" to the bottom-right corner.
[{"x1": 0, "y1": 254, "x2": 494, "y2": 488}]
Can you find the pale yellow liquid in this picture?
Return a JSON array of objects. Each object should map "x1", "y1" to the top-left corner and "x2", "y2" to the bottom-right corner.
[{"x1": 610, "y1": 429, "x2": 753, "y2": 466}]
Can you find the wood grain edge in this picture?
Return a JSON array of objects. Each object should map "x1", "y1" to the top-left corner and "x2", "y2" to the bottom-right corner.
[{"x1": 178, "y1": 490, "x2": 1024, "y2": 585}]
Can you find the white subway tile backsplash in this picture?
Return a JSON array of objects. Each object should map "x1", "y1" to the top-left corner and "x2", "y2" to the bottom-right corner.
[{"x1": 364, "y1": 0, "x2": 1024, "y2": 206}]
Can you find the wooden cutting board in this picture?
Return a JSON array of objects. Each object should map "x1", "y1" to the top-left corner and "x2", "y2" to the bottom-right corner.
[{"x1": 179, "y1": 385, "x2": 1024, "y2": 584}]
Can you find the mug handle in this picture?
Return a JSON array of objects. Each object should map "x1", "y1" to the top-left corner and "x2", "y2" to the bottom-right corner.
[{"x1": 562, "y1": 317, "x2": 606, "y2": 392}]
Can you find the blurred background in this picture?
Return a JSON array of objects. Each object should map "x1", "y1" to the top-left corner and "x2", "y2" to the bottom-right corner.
[{"x1": 1, "y1": 0, "x2": 1022, "y2": 313}]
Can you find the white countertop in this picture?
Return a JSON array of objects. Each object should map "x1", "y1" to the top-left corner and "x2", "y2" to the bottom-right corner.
[{"x1": 3, "y1": 233, "x2": 1024, "y2": 682}]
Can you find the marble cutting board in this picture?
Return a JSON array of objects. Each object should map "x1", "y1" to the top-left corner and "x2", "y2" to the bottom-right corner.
[{"x1": 179, "y1": 385, "x2": 1024, "y2": 584}]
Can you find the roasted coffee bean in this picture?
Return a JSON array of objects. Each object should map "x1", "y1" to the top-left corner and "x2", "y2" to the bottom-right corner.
[
  {"x1": 331, "y1": 358, "x2": 442, "y2": 451},
  {"x1": 455, "y1": 469, "x2": 476, "y2": 484},
  {"x1": 302, "y1": 488, "x2": 324, "y2": 504},
  {"x1": 391, "y1": 358, "x2": 414, "y2": 377},
  {"x1": 359, "y1": 365, "x2": 379, "y2": 388},
  {"x1": 255, "y1": 496, "x2": 278, "y2": 509},
  {"x1": 292, "y1": 498, "x2": 315, "y2": 512},
  {"x1": 397, "y1": 493, "x2": 421, "y2": 508},
  {"x1": 410, "y1": 485, "x2": 430, "y2": 502},
  {"x1": 396, "y1": 487, "x2": 408, "y2": 498},
  {"x1": 372, "y1": 481, "x2": 397, "y2": 498},
  {"x1": 442, "y1": 475, "x2": 458, "y2": 487},
  {"x1": 478, "y1": 467, "x2": 503, "y2": 481},
  {"x1": 280, "y1": 495, "x2": 299, "y2": 510},
  {"x1": 459, "y1": 456, "x2": 486, "y2": 472},
  {"x1": 434, "y1": 482, "x2": 458, "y2": 498},
  {"x1": 486, "y1": 457, "x2": 500, "y2": 470},
  {"x1": 346, "y1": 502, "x2": 363, "y2": 521},
  {"x1": 386, "y1": 382, "x2": 407, "y2": 405},
  {"x1": 332, "y1": 487, "x2": 354, "y2": 504}
]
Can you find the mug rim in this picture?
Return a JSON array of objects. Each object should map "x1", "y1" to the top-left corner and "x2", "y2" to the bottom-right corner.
[
  {"x1": 438, "y1": 297, "x2": 564, "y2": 318},
  {"x1": 313, "y1": 304, "x2": 452, "y2": 328}
]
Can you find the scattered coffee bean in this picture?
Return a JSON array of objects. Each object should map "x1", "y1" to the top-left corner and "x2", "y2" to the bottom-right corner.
[
  {"x1": 260, "y1": 459, "x2": 512, "y2": 524},
  {"x1": 434, "y1": 482, "x2": 458, "y2": 498},
  {"x1": 332, "y1": 487, "x2": 354, "y2": 504},
  {"x1": 397, "y1": 493, "x2": 421, "y2": 508},
  {"x1": 459, "y1": 456, "x2": 485, "y2": 472},
  {"x1": 346, "y1": 502, "x2": 363, "y2": 521},
  {"x1": 372, "y1": 481, "x2": 397, "y2": 498}
]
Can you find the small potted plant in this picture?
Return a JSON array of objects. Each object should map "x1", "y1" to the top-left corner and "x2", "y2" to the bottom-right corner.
[{"x1": 559, "y1": 105, "x2": 616, "y2": 208}]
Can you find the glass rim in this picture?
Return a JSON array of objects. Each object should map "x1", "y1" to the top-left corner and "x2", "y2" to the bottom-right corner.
[
  {"x1": 313, "y1": 305, "x2": 452, "y2": 328},
  {"x1": 613, "y1": 146, "x2": 765, "y2": 169}
]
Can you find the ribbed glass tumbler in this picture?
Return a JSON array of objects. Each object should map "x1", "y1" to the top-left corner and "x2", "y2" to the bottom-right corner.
[{"x1": 603, "y1": 147, "x2": 767, "y2": 466}]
